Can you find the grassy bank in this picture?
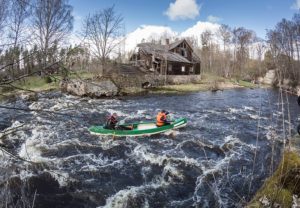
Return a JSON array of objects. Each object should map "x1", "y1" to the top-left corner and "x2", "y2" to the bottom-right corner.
[
  {"x1": 0, "y1": 71, "x2": 95, "y2": 99},
  {"x1": 0, "y1": 72, "x2": 259, "y2": 101},
  {"x1": 1, "y1": 76, "x2": 59, "y2": 93},
  {"x1": 248, "y1": 148, "x2": 300, "y2": 207},
  {"x1": 152, "y1": 73, "x2": 257, "y2": 93}
]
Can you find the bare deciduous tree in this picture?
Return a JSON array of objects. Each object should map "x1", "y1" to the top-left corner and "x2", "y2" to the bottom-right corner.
[
  {"x1": 8, "y1": 0, "x2": 31, "y2": 47},
  {"x1": 0, "y1": 0, "x2": 9, "y2": 47},
  {"x1": 201, "y1": 30, "x2": 213, "y2": 72},
  {"x1": 32, "y1": 0, "x2": 73, "y2": 67},
  {"x1": 6, "y1": 0, "x2": 31, "y2": 76},
  {"x1": 232, "y1": 27, "x2": 255, "y2": 76},
  {"x1": 83, "y1": 6, "x2": 124, "y2": 74},
  {"x1": 255, "y1": 40, "x2": 266, "y2": 78},
  {"x1": 217, "y1": 24, "x2": 232, "y2": 77},
  {"x1": 218, "y1": 24, "x2": 232, "y2": 52},
  {"x1": 266, "y1": 14, "x2": 300, "y2": 83}
]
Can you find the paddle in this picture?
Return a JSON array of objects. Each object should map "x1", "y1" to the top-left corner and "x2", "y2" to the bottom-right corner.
[{"x1": 298, "y1": 96, "x2": 300, "y2": 135}]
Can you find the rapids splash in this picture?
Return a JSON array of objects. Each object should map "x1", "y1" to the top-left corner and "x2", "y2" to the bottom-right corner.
[{"x1": 0, "y1": 89, "x2": 298, "y2": 208}]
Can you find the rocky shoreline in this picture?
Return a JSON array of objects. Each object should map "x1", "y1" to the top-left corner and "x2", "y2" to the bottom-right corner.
[{"x1": 258, "y1": 70, "x2": 300, "y2": 96}]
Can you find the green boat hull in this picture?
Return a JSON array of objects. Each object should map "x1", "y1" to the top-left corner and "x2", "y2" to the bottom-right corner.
[{"x1": 89, "y1": 118, "x2": 187, "y2": 137}]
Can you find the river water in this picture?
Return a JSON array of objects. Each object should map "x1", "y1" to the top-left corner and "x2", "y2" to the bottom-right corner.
[{"x1": 0, "y1": 88, "x2": 299, "y2": 208}]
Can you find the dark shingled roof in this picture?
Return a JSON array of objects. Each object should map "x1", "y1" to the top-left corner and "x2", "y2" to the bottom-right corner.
[
  {"x1": 137, "y1": 39, "x2": 200, "y2": 64},
  {"x1": 138, "y1": 43, "x2": 191, "y2": 64}
]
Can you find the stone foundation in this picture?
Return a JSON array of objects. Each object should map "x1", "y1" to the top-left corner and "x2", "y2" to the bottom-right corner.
[{"x1": 111, "y1": 74, "x2": 201, "y2": 88}]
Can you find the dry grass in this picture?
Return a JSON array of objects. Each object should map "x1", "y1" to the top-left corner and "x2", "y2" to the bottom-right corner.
[{"x1": 248, "y1": 150, "x2": 300, "y2": 207}]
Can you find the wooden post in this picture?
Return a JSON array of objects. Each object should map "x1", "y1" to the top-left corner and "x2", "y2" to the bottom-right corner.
[{"x1": 165, "y1": 59, "x2": 167, "y2": 85}]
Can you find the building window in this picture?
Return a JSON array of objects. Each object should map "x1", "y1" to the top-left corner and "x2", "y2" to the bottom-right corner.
[
  {"x1": 181, "y1": 50, "x2": 187, "y2": 57},
  {"x1": 181, "y1": 66, "x2": 185, "y2": 72},
  {"x1": 190, "y1": 67, "x2": 194, "y2": 73}
]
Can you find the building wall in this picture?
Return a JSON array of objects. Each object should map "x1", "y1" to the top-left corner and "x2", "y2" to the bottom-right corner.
[
  {"x1": 168, "y1": 63, "x2": 193, "y2": 75},
  {"x1": 171, "y1": 41, "x2": 193, "y2": 61},
  {"x1": 166, "y1": 75, "x2": 202, "y2": 84}
]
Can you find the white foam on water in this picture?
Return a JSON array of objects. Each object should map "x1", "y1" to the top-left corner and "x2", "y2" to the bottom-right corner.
[
  {"x1": 99, "y1": 179, "x2": 168, "y2": 208},
  {"x1": 200, "y1": 114, "x2": 209, "y2": 119},
  {"x1": 170, "y1": 197, "x2": 193, "y2": 207},
  {"x1": 249, "y1": 114, "x2": 260, "y2": 120},
  {"x1": 28, "y1": 101, "x2": 44, "y2": 110},
  {"x1": 0, "y1": 120, "x2": 25, "y2": 139},
  {"x1": 228, "y1": 116, "x2": 236, "y2": 120},
  {"x1": 98, "y1": 138, "x2": 124, "y2": 150},
  {"x1": 228, "y1": 108, "x2": 242, "y2": 114},
  {"x1": 224, "y1": 135, "x2": 239, "y2": 143},
  {"x1": 266, "y1": 127, "x2": 281, "y2": 142},
  {"x1": 163, "y1": 129, "x2": 180, "y2": 136},
  {"x1": 52, "y1": 138, "x2": 96, "y2": 149},
  {"x1": 18, "y1": 128, "x2": 57, "y2": 163},
  {"x1": 8, "y1": 120, "x2": 24, "y2": 129},
  {"x1": 19, "y1": 169, "x2": 35, "y2": 180},
  {"x1": 162, "y1": 162, "x2": 184, "y2": 181},
  {"x1": 47, "y1": 170, "x2": 71, "y2": 187},
  {"x1": 244, "y1": 106, "x2": 255, "y2": 111},
  {"x1": 16, "y1": 161, "x2": 71, "y2": 187},
  {"x1": 193, "y1": 151, "x2": 238, "y2": 207},
  {"x1": 49, "y1": 103, "x2": 70, "y2": 111},
  {"x1": 245, "y1": 112, "x2": 268, "y2": 120},
  {"x1": 174, "y1": 139, "x2": 215, "y2": 153},
  {"x1": 106, "y1": 109, "x2": 129, "y2": 117},
  {"x1": 137, "y1": 110, "x2": 147, "y2": 115},
  {"x1": 80, "y1": 159, "x2": 124, "y2": 172},
  {"x1": 203, "y1": 109, "x2": 221, "y2": 115},
  {"x1": 131, "y1": 144, "x2": 200, "y2": 167},
  {"x1": 224, "y1": 135, "x2": 257, "y2": 151},
  {"x1": 3, "y1": 122, "x2": 29, "y2": 144}
]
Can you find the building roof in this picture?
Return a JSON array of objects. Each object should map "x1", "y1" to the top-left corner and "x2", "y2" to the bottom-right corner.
[
  {"x1": 168, "y1": 39, "x2": 193, "y2": 51},
  {"x1": 137, "y1": 39, "x2": 200, "y2": 64}
]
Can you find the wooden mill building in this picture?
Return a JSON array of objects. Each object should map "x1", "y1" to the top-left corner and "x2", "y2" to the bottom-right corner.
[{"x1": 131, "y1": 39, "x2": 201, "y2": 75}]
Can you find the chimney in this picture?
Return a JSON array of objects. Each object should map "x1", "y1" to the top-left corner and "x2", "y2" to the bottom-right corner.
[{"x1": 165, "y1": 38, "x2": 170, "y2": 45}]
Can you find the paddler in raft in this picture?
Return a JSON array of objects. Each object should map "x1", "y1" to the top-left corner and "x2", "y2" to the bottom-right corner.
[
  {"x1": 105, "y1": 113, "x2": 133, "y2": 130},
  {"x1": 156, "y1": 110, "x2": 171, "y2": 127}
]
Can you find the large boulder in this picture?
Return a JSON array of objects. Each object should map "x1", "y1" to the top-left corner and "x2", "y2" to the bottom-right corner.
[
  {"x1": 60, "y1": 79, "x2": 119, "y2": 97},
  {"x1": 20, "y1": 92, "x2": 38, "y2": 101},
  {"x1": 263, "y1": 70, "x2": 276, "y2": 85},
  {"x1": 296, "y1": 86, "x2": 300, "y2": 96}
]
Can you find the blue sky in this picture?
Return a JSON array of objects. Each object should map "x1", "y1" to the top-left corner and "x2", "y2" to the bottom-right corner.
[{"x1": 69, "y1": 0, "x2": 298, "y2": 39}]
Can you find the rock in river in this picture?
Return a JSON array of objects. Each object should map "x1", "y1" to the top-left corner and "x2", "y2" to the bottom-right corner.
[{"x1": 60, "y1": 79, "x2": 119, "y2": 97}]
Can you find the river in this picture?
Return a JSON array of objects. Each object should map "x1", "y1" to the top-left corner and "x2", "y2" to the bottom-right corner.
[{"x1": 0, "y1": 88, "x2": 299, "y2": 208}]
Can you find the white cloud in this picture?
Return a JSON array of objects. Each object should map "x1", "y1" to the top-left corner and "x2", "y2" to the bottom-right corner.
[
  {"x1": 122, "y1": 21, "x2": 221, "y2": 53},
  {"x1": 292, "y1": 0, "x2": 300, "y2": 9},
  {"x1": 181, "y1": 21, "x2": 221, "y2": 44},
  {"x1": 124, "y1": 25, "x2": 178, "y2": 52},
  {"x1": 164, "y1": 0, "x2": 200, "y2": 20},
  {"x1": 207, "y1": 15, "x2": 222, "y2": 23}
]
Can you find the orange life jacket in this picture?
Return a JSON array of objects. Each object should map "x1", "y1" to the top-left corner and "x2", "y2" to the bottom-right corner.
[{"x1": 156, "y1": 112, "x2": 167, "y2": 126}]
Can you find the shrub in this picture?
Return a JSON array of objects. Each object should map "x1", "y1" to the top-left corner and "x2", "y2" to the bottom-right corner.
[{"x1": 44, "y1": 76, "x2": 52, "y2": 83}]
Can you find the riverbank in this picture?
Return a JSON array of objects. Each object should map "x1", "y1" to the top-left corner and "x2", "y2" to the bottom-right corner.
[
  {"x1": 0, "y1": 72, "x2": 261, "y2": 101},
  {"x1": 248, "y1": 136, "x2": 300, "y2": 207}
]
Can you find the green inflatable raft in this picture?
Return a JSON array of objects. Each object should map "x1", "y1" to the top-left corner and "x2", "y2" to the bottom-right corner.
[{"x1": 89, "y1": 118, "x2": 187, "y2": 137}]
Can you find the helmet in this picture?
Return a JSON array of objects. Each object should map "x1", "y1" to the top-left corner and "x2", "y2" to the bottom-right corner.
[{"x1": 161, "y1": 110, "x2": 169, "y2": 115}]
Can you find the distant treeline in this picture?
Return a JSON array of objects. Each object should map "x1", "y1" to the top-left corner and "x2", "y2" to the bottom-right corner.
[{"x1": 267, "y1": 13, "x2": 300, "y2": 85}]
